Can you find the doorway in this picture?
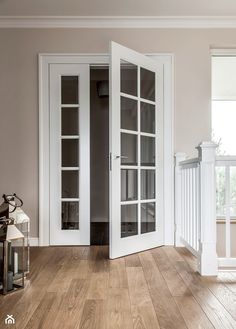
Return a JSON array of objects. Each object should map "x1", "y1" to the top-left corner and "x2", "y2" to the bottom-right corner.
[
  {"x1": 90, "y1": 66, "x2": 109, "y2": 245},
  {"x1": 39, "y1": 47, "x2": 174, "y2": 254}
]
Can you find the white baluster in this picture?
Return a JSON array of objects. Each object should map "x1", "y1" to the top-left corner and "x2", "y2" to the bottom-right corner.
[
  {"x1": 189, "y1": 168, "x2": 193, "y2": 247},
  {"x1": 196, "y1": 166, "x2": 200, "y2": 252},
  {"x1": 175, "y1": 153, "x2": 186, "y2": 246},
  {"x1": 182, "y1": 169, "x2": 185, "y2": 239},
  {"x1": 184, "y1": 169, "x2": 187, "y2": 241},
  {"x1": 192, "y1": 167, "x2": 195, "y2": 249}
]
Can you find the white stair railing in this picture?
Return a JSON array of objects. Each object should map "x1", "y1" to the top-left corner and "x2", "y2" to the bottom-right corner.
[
  {"x1": 175, "y1": 142, "x2": 218, "y2": 276},
  {"x1": 175, "y1": 155, "x2": 200, "y2": 256}
]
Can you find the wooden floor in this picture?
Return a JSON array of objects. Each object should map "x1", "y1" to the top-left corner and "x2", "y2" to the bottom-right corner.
[{"x1": 1, "y1": 246, "x2": 236, "y2": 329}]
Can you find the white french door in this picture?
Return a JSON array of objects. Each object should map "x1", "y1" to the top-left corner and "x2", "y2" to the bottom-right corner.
[
  {"x1": 49, "y1": 64, "x2": 90, "y2": 245},
  {"x1": 109, "y1": 42, "x2": 164, "y2": 258},
  {"x1": 47, "y1": 44, "x2": 164, "y2": 250}
]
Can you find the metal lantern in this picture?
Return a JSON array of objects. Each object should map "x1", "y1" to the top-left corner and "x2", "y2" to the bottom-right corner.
[
  {"x1": 0, "y1": 194, "x2": 30, "y2": 274},
  {"x1": 12, "y1": 211, "x2": 30, "y2": 274},
  {"x1": 0, "y1": 222, "x2": 25, "y2": 295}
]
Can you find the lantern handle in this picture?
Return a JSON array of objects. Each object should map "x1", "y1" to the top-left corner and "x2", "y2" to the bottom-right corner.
[{"x1": 2, "y1": 193, "x2": 23, "y2": 213}]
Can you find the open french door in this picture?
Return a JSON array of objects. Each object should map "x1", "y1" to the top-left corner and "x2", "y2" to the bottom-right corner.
[{"x1": 109, "y1": 42, "x2": 164, "y2": 259}]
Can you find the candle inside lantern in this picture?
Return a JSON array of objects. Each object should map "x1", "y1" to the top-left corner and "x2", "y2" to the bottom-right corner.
[
  {"x1": 14, "y1": 251, "x2": 18, "y2": 275},
  {"x1": 7, "y1": 271, "x2": 13, "y2": 291}
]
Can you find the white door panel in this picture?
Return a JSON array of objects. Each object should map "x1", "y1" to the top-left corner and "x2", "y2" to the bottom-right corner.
[
  {"x1": 109, "y1": 42, "x2": 164, "y2": 258},
  {"x1": 49, "y1": 64, "x2": 90, "y2": 245}
]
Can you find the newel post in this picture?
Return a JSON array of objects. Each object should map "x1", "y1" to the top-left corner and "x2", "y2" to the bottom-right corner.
[
  {"x1": 175, "y1": 152, "x2": 186, "y2": 247},
  {"x1": 197, "y1": 142, "x2": 218, "y2": 276}
]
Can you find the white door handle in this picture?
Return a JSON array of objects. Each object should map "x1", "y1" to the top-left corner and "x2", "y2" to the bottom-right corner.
[{"x1": 115, "y1": 155, "x2": 128, "y2": 159}]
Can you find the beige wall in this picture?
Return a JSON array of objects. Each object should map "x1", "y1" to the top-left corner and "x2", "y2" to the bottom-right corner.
[{"x1": 0, "y1": 28, "x2": 235, "y2": 237}]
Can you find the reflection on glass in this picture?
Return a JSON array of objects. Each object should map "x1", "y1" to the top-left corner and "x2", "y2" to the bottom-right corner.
[
  {"x1": 141, "y1": 203, "x2": 156, "y2": 234},
  {"x1": 121, "y1": 169, "x2": 137, "y2": 201},
  {"x1": 231, "y1": 223, "x2": 236, "y2": 257},
  {"x1": 62, "y1": 171, "x2": 79, "y2": 198},
  {"x1": 141, "y1": 136, "x2": 155, "y2": 166},
  {"x1": 121, "y1": 97, "x2": 137, "y2": 131},
  {"x1": 216, "y1": 167, "x2": 226, "y2": 217},
  {"x1": 141, "y1": 170, "x2": 155, "y2": 200},
  {"x1": 141, "y1": 102, "x2": 155, "y2": 134},
  {"x1": 121, "y1": 133, "x2": 137, "y2": 165},
  {"x1": 217, "y1": 222, "x2": 226, "y2": 257},
  {"x1": 62, "y1": 139, "x2": 79, "y2": 167},
  {"x1": 61, "y1": 76, "x2": 79, "y2": 104},
  {"x1": 62, "y1": 202, "x2": 79, "y2": 230},
  {"x1": 230, "y1": 206, "x2": 236, "y2": 218},
  {"x1": 140, "y1": 68, "x2": 155, "y2": 101},
  {"x1": 120, "y1": 60, "x2": 137, "y2": 96},
  {"x1": 121, "y1": 204, "x2": 138, "y2": 238},
  {"x1": 230, "y1": 167, "x2": 236, "y2": 217},
  {"x1": 62, "y1": 108, "x2": 79, "y2": 135}
]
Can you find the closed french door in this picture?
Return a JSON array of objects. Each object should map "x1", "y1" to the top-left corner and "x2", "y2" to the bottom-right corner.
[
  {"x1": 49, "y1": 64, "x2": 90, "y2": 245},
  {"x1": 109, "y1": 42, "x2": 164, "y2": 258}
]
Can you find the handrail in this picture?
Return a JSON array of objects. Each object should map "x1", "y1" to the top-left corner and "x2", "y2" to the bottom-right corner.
[
  {"x1": 216, "y1": 155, "x2": 236, "y2": 166},
  {"x1": 216, "y1": 155, "x2": 236, "y2": 161},
  {"x1": 179, "y1": 157, "x2": 200, "y2": 169},
  {"x1": 179, "y1": 157, "x2": 199, "y2": 166},
  {"x1": 175, "y1": 142, "x2": 218, "y2": 276}
]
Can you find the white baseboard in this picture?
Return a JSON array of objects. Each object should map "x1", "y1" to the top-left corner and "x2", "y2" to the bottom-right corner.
[{"x1": 29, "y1": 237, "x2": 39, "y2": 246}]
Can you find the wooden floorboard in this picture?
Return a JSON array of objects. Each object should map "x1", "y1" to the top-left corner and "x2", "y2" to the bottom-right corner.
[
  {"x1": 139, "y1": 251, "x2": 188, "y2": 329},
  {"x1": 0, "y1": 246, "x2": 236, "y2": 329}
]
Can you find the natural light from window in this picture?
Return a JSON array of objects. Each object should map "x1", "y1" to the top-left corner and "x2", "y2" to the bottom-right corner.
[
  {"x1": 212, "y1": 56, "x2": 236, "y2": 155},
  {"x1": 212, "y1": 100, "x2": 236, "y2": 155},
  {"x1": 212, "y1": 56, "x2": 236, "y2": 218}
]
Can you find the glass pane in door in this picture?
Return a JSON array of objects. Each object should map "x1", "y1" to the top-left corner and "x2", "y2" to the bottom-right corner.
[
  {"x1": 121, "y1": 133, "x2": 137, "y2": 165},
  {"x1": 141, "y1": 202, "x2": 156, "y2": 233},
  {"x1": 141, "y1": 102, "x2": 155, "y2": 134},
  {"x1": 62, "y1": 108, "x2": 79, "y2": 135},
  {"x1": 61, "y1": 76, "x2": 79, "y2": 104},
  {"x1": 140, "y1": 68, "x2": 155, "y2": 101},
  {"x1": 62, "y1": 202, "x2": 79, "y2": 230},
  {"x1": 121, "y1": 97, "x2": 137, "y2": 131},
  {"x1": 121, "y1": 169, "x2": 138, "y2": 201},
  {"x1": 121, "y1": 204, "x2": 138, "y2": 237},
  {"x1": 141, "y1": 136, "x2": 155, "y2": 166},
  {"x1": 62, "y1": 171, "x2": 79, "y2": 198},
  {"x1": 120, "y1": 60, "x2": 138, "y2": 96},
  {"x1": 62, "y1": 139, "x2": 79, "y2": 167},
  {"x1": 141, "y1": 170, "x2": 155, "y2": 200}
]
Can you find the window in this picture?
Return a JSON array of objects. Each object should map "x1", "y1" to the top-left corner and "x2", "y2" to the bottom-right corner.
[
  {"x1": 212, "y1": 56, "x2": 236, "y2": 155},
  {"x1": 212, "y1": 56, "x2": 236, "y2": 222}
]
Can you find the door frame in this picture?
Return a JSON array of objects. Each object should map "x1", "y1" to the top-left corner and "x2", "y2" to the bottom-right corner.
[{"x1": 39, "y1": 53, "x2": 174, "y2": 246}]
